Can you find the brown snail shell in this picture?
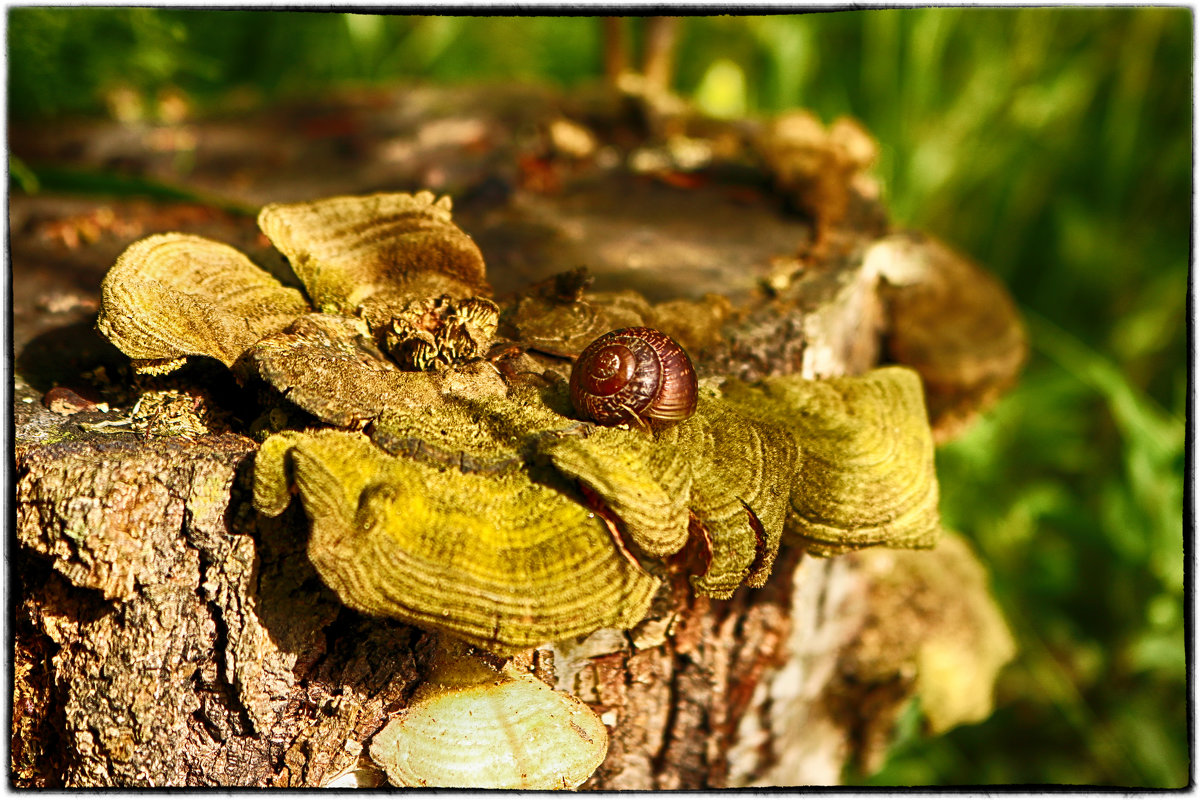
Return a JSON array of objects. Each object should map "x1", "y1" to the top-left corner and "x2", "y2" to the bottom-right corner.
[{"x1": 569, "y1": 327, "x2": 697, "y2": 426}]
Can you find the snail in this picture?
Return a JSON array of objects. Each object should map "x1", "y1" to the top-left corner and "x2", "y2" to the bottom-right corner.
[{"x1": 569, "y1": 327, "x2": 697, "y2": 427}]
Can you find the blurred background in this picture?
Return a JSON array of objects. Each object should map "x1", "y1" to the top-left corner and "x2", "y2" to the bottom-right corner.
[{"x1": 8, "y1": 8, "x2": 1190, "y2": 787}]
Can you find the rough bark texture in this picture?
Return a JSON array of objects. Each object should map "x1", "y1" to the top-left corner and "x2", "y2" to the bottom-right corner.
[{"x1": 11, "y1": 82, "x2": 1016, "y2": 788}]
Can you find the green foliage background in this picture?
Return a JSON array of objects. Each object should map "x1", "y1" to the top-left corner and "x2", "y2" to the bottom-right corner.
[{"x1": 8, "y1": 9, "x2": 1191, "y2": 787}]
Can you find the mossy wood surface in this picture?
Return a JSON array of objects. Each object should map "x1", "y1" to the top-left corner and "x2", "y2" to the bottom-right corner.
[{"x1": 13, "y1": 83, "x2": 1017, "y2": 788}]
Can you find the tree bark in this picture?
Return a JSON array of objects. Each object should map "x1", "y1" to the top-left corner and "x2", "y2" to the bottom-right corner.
[{"x1": 11, "y1": 82, "x2": 1015, "y2": 788}]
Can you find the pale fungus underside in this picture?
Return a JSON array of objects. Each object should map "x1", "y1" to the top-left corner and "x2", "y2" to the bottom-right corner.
[
  {"x1": 96, "y1": 190, "x2": 944, "y2": 657},
  {"x1": 848, "y1": 532, "x2": 1017, "y2": 737},
  {"x1": 367, "y1": 639, "x2": 608, "y2": 789}
]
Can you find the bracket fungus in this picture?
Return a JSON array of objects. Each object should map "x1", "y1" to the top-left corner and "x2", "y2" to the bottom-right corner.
[
  {"x1": 368, "y1": 637, "x2": 608, "y2": 789},
  {"x1": 867, "y1": 232, "x2": 1028, "y2": 442},
  {"x1": 96, "y1": 233, "x2": 309, "y2": 374},
  {"x1": 253, "y1": 426, "x2": 661, "y2": 654},
  {"x1": 95, "y1": 189, "x2": 944, "y2": 698},
  {"x1": 722, "y1": 366, "x2": 940, "y2": 557},
  {"x1": 257, "y1": 192, "x2": 490, "y2": 328}
]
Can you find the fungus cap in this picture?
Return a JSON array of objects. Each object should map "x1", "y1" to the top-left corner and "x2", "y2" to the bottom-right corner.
[
  {"x1": 257, "y1": 191, "x2": 489, "y2": 328},
  {"x1": 96, "y1": 233, "x2": 308, "y2": 373},
  {"x1": 253, "y1": 429, "x2": 660, "y2": 654},
  {"x1": 724, "y1": 366, "x2": 940, "y2": 556}
]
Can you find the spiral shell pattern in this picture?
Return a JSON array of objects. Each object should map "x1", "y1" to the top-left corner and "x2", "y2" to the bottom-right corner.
[{"x1": 569, "y1": 327, "x2": 697, "y2": 426}]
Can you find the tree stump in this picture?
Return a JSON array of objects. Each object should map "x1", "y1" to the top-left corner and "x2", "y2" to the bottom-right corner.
[{"x1": 11, "y1": 83, "x2": 1021, "y2": 788}]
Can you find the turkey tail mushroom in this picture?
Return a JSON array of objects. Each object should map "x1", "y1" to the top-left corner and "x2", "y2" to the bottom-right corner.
[
  {"x1": 257, "y1": 191, "x2": 491, "y2": 330},
  {"x1": 722, "y1": 366, "x2": 940, "y2": 558},
  {"x1": 252, "y1": 428, "x2": 660, "y2": 655},
  {"x1": 96, "y1": 233, "x2": 309, "y2": 374}
]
